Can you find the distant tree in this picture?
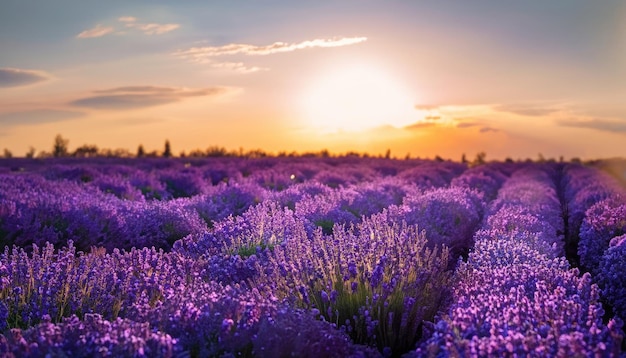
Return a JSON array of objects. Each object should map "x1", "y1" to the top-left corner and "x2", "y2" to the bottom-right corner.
[
  {"x1": 471, "y1": 152, "x2": 486, "y2": 166},
  {"x1": 385, "y1": 149, "x2": 391, "y2": 159},
  {"x1": 26, "y1": 146, "x2": 36, "y2": 159},
  {"x1": 137, "y1": 145, "x2": 145, "y2": 158},
  {"x1": 163, "y1": 140, "x2": 172, "y2": 158},
  {"x1": 320, "y1": 149, "x2": 330, "y2": 158},
  {"x1": 52, "y1": 134, "x2": 69, "y2": 157},
  {"x1": 537, "y1": 153, "x2": 545, "y2": 163},
  {"x1": 434, "y1": 155, "x2": 444, "y2": 162},
  {"x1": 206, "y1": 146, "x2": 228, "y2": 157},
  {"x1": 2, "y1": 148, "x2": 12, "y2": 158},
  {"x1": 99, "y1": 148, "x2": 132, "y2": 158},
  {"x1": 246, "y1": 149, "x2": 268, "y2": 158},
  {"x1": 461, "y1": 153, "x2": 468, "y2": 164},
  {"x1": 73, "y1": 144, "x2": 99, "y2": 158}
]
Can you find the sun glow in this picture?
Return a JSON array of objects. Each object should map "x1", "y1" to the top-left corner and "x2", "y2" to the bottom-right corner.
[{"x1": 299, "y1": 64, "x2": 419, "y2": 133}]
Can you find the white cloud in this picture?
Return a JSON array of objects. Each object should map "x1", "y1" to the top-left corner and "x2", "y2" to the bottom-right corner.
[
  {"x1": 76, "y1": 24, "x2": 115, "y2": 39},
  {"x1": 174, "y1": 37, "x2": 367, "y2": 73},
  {"x1": 127, "y1": 22, "x2": 180, "y2": 35},
  {"x1": 174, "y1": 37, "x2": 367, "y2": 60},
  {"x1": 208, "y1": 61, "x2": 267, "y2": 74}
]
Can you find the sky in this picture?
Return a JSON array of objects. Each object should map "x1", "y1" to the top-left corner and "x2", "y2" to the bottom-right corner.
[{"x1": 1, "y1": 0, "x2": 625, "y2": 160}]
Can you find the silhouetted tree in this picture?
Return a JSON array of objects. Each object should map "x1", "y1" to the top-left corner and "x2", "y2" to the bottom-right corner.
[
  {"x1": 206, "y1": 146, "x2": 228, "y2": 157},
  {"x1": 163, "y1": 140, "x2": 172, "y2": 158},
  {"x1": 137, "y1": 145, "x2": 145, "y2": 158},
  {"x1": 2, "y1": 149, "x2": 12, "y2": 158},
  {"x1": 471, "y1": 152, "x2": 486, "y2": 166},
  {"x1": 461, "y1": 153, "x2": 468, "y2": 164},
  {"x1": 537, "y1": 153, "x2": 546, "y2": 163},
  {"x1": 385, "y1": 149, "x2": 391, "y2": 159},
  {"x1": 73, "y1": 144, "x2": 99, "y2": 157},
  {"x1": 52, "y1": 134, "x2": 69, "y2": 157},
  {"x1": 26, "y1": 146, "x2": 36, "y2": 159}
]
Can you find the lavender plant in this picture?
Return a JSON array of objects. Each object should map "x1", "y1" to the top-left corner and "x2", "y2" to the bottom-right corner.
[
  {"x1": 578, "y1": 197, "x2": 626, "y2": 275},
  {"x1": 597, "y1": 234, "x2": 626, "y2": 323},
  {"x1": 0, "y1": 314, "x2": 177, "y2": 357},
  {"x1": 254, "y1": 212, "x2": 452, "y2": 355}
]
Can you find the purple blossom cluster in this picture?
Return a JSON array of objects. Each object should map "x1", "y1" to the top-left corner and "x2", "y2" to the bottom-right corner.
[
  {"x1": 562, "y1": 164, "x2": 625, "y2": 255},
  {"x1": 450, "y1": 163, "x2": 509, "y2": 201},
  {"x1": 0, "y1": 314, "x2": 177, "y2": 357},
  {"x1": 598, "y1": 234, "x2": 626, "y2": 322},
  {"x1": 400, "y1": 186, "x2": 484, "y2": 257},
  {"x1": 416, "y1": 167, "x2": 624, "y2": 356},
  {"x1": 578, "y1": 196, "x2": 626, "y2": 275}
]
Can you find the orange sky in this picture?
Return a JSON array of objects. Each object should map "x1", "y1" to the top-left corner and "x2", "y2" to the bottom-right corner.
[{"x1": 1, "y1": 1, "x2": 625, "y2": 160}]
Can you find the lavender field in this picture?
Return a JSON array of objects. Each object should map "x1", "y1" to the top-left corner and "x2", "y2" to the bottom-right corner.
[{"x1": 0, "y1": 157, "x2": 624, "y2": 357}]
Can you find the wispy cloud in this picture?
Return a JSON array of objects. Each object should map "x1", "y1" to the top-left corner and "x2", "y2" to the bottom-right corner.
[
  {"x1": 208, "y1": 61, "x2": 267, "y2": 74},
  {"x1": 456, "y1": 122, "x2": 481, "y2": 129},
  {"x1": 0, "y1": 109, "x2": 84, "y2": 126},
  {"x1": 174, "y1": 36, "x2": 367, "y2": 72},
  {"x1": 175, "y1": 37, "x2": 367, "y2": 58},
  {"x1": 0, "y1": 68, "x2": 49, "y2": 88},
  {"x1": 454, "y1": 118, "x2": 499, "y2": 134},
  {"x1": 76, "y1": 24, "x2": 115, "y2": 39},
  {"x1": 69, "y1": 85, "x2": 234, "y2": 110},
  {"x1": 76, "y1": 16, "x2": 179, "y2": 39},
  {"x1": 556, "y1": 118, "x2": 626, "y2": 133},
  {"x1": 479, "y1": 126, "x2": 499, "y2": 133},
  {"x1": 120, "y1": 16, "x2": 179, "y2": 35},
  {"x1": 494, "y1": 103, "x2": 561, "y2": 117}
]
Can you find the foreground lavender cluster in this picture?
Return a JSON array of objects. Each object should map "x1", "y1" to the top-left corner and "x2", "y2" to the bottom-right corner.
[
  {"x1": 416, "y1": 166, "x2": 624, "y2": 357},
  {"x1": 0, "y1": 157, "x2": 625, "y2": 356}
]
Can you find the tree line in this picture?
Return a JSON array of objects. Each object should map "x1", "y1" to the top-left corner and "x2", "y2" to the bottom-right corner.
[
  {"x1": 1, "y1": 134, "x2": 397, "y2": 160},
  {"x1": 1, "y1": 134, "x2": 578, "y2": 164}
]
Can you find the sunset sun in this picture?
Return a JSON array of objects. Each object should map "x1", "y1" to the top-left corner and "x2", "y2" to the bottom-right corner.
[{"x1": 299, "y1": 63, "x2": 418, "y2": 133}]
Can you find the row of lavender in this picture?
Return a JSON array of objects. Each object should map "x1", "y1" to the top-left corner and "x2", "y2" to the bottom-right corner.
[
  {"x1": 0, "y1": 158, "x2": 624, "y2": 356},
  {"x1": 416, "y1": 166, "x2": 624, "y2": 356},
  {"x1": 0, "y1": 157, "x2": 462, "y2": 199},
  {"x1": 563, "y1": 165, "x2": 626, "y2": 327}
]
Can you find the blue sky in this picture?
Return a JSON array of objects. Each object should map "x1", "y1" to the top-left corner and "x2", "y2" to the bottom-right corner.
[{"x1": 1, "y1": 1, "x2": 625, "y2": 159}]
